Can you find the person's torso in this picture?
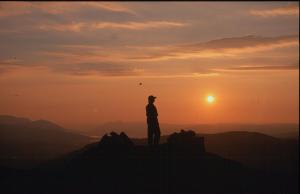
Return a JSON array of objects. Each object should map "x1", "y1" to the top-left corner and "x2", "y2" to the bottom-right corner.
[{"x1": 146, "y1": 104, "x2": 158, "y2": 118}]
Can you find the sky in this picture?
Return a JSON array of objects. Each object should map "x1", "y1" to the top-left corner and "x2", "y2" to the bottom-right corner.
[{"x1": 0, "y1": 1, "x2": 299, "y2": 129}]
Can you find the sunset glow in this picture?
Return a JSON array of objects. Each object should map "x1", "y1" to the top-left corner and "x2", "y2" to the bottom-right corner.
[
  {"x1": 0, "y1": 3, "x2": 298, "y2": 193},
  {"x1": 0, "y1": 2, "x2": 298, "y2": 130}
]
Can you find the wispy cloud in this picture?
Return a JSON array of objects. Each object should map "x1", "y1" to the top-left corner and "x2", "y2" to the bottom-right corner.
[
  {"x1": 91, "y1": 21, "x2": 186, "y2": 30},
  {"x1": 127, "y1": 35, "x2": 299, "y2": 61},
  {"x1": 0, "y1": 2, "x2": 135, "y2": 18},
  {"x1": 37, "y1": 21, "x2": 187, "y2": 32},
  {"x1": 86, "y1": 2, "x2": 135, "y2": 14},
  {"x1": 0, "y1": 58, "x2": 26, "y2": 74},
  {"x1": 0, "y1": 57, "x2": 143, "y2": 77},
  {"x1": 250, "y1": 4, "x2": 299, "y2": 17},
  {"x1": 0, "y1": 2, "x2": 32, "y2": 17},
  {"x1": 38, "y1": 22, "x2": 85, "y2": 32},
  {"x1": 215, "y1": 64, "x2": 299, "y2": 72},
  {"x1": 33, "y1": 2, "x2": 136, "y2": 15},
  {"x1": 33, "y1": 34, "x2": 298, "y2": 77},
  {"x1": 51, "y1": 62, "x2": 143, "y2": 77}
]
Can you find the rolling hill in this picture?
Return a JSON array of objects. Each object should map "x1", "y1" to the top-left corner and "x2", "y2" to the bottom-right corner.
[
  {"x1": 0, "y1": 115, "x2": 96, "y2": 168},
  {"x1": 132, "y1": 131, "x2": 299, "y2": 173}
]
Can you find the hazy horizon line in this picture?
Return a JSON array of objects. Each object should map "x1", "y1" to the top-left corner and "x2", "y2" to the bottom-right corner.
[{"x1": 0, "y1": 114, "x2": 298, "y2": 129}]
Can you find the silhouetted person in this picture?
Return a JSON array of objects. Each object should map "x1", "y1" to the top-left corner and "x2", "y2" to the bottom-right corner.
[{"x1": 146, "y1": 95, "x2": 161, "y2": 145}]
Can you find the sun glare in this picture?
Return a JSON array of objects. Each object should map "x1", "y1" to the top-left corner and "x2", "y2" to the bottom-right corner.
[{"x1": 207, "y1": 95, "x2": 215, "y2": 103}]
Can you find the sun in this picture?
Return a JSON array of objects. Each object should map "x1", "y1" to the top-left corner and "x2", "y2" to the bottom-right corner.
[{"x1": 206, "y1": 95, "x2": 215, "y2": 103}]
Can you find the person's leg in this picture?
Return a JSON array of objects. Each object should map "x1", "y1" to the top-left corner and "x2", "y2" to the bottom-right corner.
[
  {"x1": 148, "y1": 127, "x2": 153, "y2": 145},
  {"x1": 154, "y1": 127, "x2": 161, "y2": 145},
  {"x1": 155, "y1": 120, "x2": 161, "y2": 145}
]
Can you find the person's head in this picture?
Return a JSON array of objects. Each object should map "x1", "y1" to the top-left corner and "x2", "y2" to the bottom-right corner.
[{"x1": 148, "y1": 95, "x2": 156, "y2": 104}]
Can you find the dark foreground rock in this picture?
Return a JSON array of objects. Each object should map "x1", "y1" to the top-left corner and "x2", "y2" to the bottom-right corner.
[{"x1": 1, "y1": 131, "x2": 298, "y2": 194}]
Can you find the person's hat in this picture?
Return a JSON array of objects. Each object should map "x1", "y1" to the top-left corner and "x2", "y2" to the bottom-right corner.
[{"x1": 148, "y1": 95, "x2": 156, "y2": 100}]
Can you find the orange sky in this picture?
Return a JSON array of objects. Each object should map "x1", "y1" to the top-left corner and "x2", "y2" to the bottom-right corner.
[{"x1": 0, "y1": 2, "x2": 299, "y2": 129}]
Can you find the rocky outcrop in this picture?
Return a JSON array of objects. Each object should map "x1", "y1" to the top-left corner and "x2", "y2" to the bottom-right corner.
[
  {"x1": 167, "y1": 130, "x2": 205, "y2": 154},
  {"x1": 98, "y1": 131, "x2": 134, "y2": 150},
  {"x1": 97, "y1": 130, "x2": 205, "y2": 155}
]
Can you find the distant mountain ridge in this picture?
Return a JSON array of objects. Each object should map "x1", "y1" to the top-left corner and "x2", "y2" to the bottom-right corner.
[
  {"x1": 0, "y1": 115, "x2": 96, "y2": 168},
  {"x1": 0, "y1": 115, "x2": 31, "y2": 125},
  {"x1": 0, "y1": 115, "x2": 65, "y2": 131}
]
